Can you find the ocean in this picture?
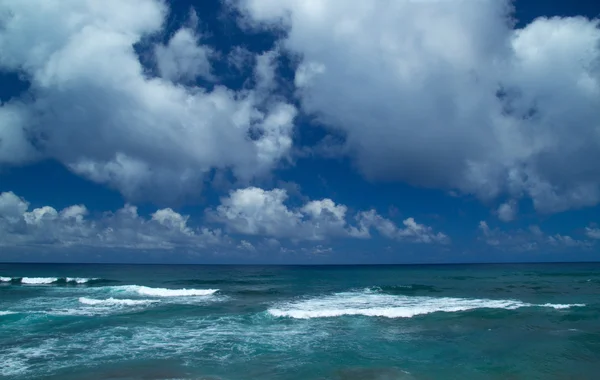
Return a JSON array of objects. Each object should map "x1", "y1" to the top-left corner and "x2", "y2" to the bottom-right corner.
[{"x1": 0, "y1": 263, "x2": 598, "y2": 379}]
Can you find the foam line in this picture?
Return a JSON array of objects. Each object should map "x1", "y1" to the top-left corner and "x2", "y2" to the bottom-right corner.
[{"x1": 268, "y1": 289, "x2": 585, "y2": 319}]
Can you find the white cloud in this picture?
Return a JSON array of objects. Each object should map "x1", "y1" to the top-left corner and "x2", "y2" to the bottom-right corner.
[
  {"x1": 235, "y1": 0, "x2": 600, "y2": 214},
  {"x1": 357, "y1": 211, "x2": 450, "y2": 244},
  {"x1": 585, "y1": 227, "x2": 600, "y2": 240},
  {"x1": 0, "y1": 0, "x2": 296, "y2": 203},
  {"x1": 478, "y1": 221, "x2": 593, "y2": 251},
  {"x1": 0, "y1": 188, "x2": 450, "y2": 251},
  {"x1": 237, "y1": 240, "x2": 257, "y2": 252},
  {"x1": 278, "y1": 245, "x2": 333, "y2": 255},
  {"x1": 23, "y1": 206, "x2": 59, "y2": 226},
  {"x1": 210, "y1": 186, "x2": 447, "y2": 243},
  {"x1": 210, "y1": 187, "x2": 357, "y2": 240},
  {"x1": 0, "y1": 191, "x2": 224, "y2": 250},
  {"x1": 306, "y1": 245, "x2": 333, "y2": 255},
  {"x1": 254, "y1": 49, "x2": 279, "y2": 91},
  {"x1": 151, "y1": 208, "x2": 193, "y2": 235},
  {"x1": 0, "y1": 192, "x2": 29, "y2": 223},
  {"x1": 497, "y1": 200, "x2": 518, "y2": 222},
  {"x1": 547, "y1": 234, "x2": 588, "y2": 248},
  {"x1": 155, "y1": 26, "x2": 214, "y2": 82}
]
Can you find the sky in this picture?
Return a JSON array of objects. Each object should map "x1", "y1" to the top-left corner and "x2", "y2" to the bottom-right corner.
[{"x1": 0, "y1": 0, "x2": 599, "y2": 264}]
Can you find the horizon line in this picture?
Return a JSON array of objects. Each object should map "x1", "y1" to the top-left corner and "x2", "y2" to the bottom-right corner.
[{"x1": 1, "y1": 261, "x2": 599, "y2": 266}]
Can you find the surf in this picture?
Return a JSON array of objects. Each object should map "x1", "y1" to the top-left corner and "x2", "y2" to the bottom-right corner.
[
  {"x1": 267, "y1": 288, "x2": 586, "y2": 319},
  {"x1": 109, "y1": 285, "x2": 219, "y2": 297},
  {"x1": 0, "y1": 276, "x2": 110, "y2": 285},
  {"x1": 78, "y1": 297, "x2": 159, "y2": 306}
]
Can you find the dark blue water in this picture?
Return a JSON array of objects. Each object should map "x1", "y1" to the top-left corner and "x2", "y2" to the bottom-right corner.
[{"x1": 1, "y1": 263, "x2": 599, "y2": 379}]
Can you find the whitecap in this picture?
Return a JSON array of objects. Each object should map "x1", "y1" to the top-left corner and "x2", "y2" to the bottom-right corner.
[
  {"x1": 268, "y1": 290, "x2": 585, "y2": 319},
  {"x1": 79, "y1": 297, "x2": 159, "y2": 306},
  {"x1": 112, "y1": 285, "x2": 218, "y2": 297},
  {"x1": 20, "y1": 277, "x2": 59, "y2": 284},
  {"x1": 540, "y1": 303, "x2": 585, "y2": 310},
  {"x1": 0, "y1": 276, "x2": 99, "y2": 284},
  {"x1": 0, "y1": 311, "x2": 17, "y2": 316},
  {"x1": 66, "y1": 277, "x2": 97, "y2": 284}
]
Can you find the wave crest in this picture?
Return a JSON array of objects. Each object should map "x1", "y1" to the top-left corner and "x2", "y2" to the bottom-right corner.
[
  {"x1": 0, "y1": 276, "x2": 109, "y2": 285},
  {"x1": 21, "y1": 277, "x2": 59, "y2": 284},
  {"x1": 112, "y1": 285, "x2": 219, "y2": 297},
  {"x1": 78, "y1": 297, "x2": 159, "y2": 306},
  {"x1": 268, "y1": 290, "x2": 585, "y2": 319}
]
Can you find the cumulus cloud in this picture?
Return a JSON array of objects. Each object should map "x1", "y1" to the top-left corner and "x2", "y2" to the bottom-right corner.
[
  {"x1": 279, "y1": 245, "x2": 333, "y2": 255},
  {"x1": 1, "y1": 188, "x2": 449, "y2": 252},
  {"x1": 497, "y1": 200, "x2": 518, "y2": 222},
  {"x1": 357, "y1": 211, "x2": 450, "y2": 244},
  {"x1": 585, "y1": 227, "x2": 600, "y2": 240},
  {"x1": 0, "y1": 0, "x2": 296, "y2": 203},
  {"x1": 254, "y1": 49, "x2": 279, "y2": 91},
  {"x1": 155, "y1": 25, "x2": 214, "y2": 81},
  {"x1": 237, "y1": 240, "x2": 257, "y2": 252},
  {"x1": 0, "y1": 192, "x2": 29, "y2": 223},
  {"x1": 209, "y1": 187, "x2": 364, "y2": 241},
  {"x1": 478, "y1": 221, "x2": 593, "y2": 251},
  {"x1": 0, "y1": 191, "x2": 224, "y2": 250},
  {"x1": 235, "y1": 0, "x2": 600, "y2": 214},
  {"x1": 210, "y1": 186, "x2": 447, "y2": 243}
]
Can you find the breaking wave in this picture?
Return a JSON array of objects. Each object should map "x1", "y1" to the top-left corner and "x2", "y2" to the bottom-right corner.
[
  {"x1": 0, "y1": 277, "x2": 112, "y2": 285},
  {"x1": 78, "y1": 297, "x2": 159, "y2": 306},
  {"x1": 110, "y1": 285, "x2": 219, "y2": 297},
  {"x1": 268, "y1": 289, "x2": 585, "y2": 319}
]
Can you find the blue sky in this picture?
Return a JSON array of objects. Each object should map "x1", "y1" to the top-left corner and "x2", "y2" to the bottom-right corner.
[{"x1": 0, "y1": 0, "x2": 599, "y2": 264}]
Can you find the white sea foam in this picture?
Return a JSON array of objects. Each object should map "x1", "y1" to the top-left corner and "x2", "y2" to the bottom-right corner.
[
  {"x1": 539, "y1": 303, "x2": 585, "y2": 310},
  {"x1": 79, "y1": 297, "x2": 159, "y2": 306},
  {"x1": 67, "y1": 277, "x2": 97, "y2": 284},
  {"x1": 0, "y1": 356, "x2": 29, "y2": 377},
  {"x1": 268, "y1": 290, "x2": 586, "y2": 319},
  {"x1": 0, "y1": 315, "x2": 326, "y2": 378},
  {"x1": 0, "y1": 276, "x2": 99, "y2": 284},
  {"x1": 113, "y1": 285, "x2": 219, "y2": 297},
  {"x1": 0, "y1": 311, "x2": 17, "y2": 316},
  {"x1": 20, "y1": 277, "x2": 59, "y2": 284}
]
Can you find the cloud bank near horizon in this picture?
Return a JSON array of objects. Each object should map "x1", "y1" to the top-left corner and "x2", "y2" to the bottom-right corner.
[{"x1": 0, "y1": 189, "x2": 449, "y2": 253}]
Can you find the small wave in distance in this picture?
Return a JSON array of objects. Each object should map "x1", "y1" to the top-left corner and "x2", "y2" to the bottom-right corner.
[{"x1": 0, "y1": 277, "x2": 115, "y2": 285}]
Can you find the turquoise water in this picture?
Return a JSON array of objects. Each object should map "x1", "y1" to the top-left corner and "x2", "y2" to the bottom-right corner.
[{"x1": 0, "y1": 263, "x2": 599, "y2": 379}]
